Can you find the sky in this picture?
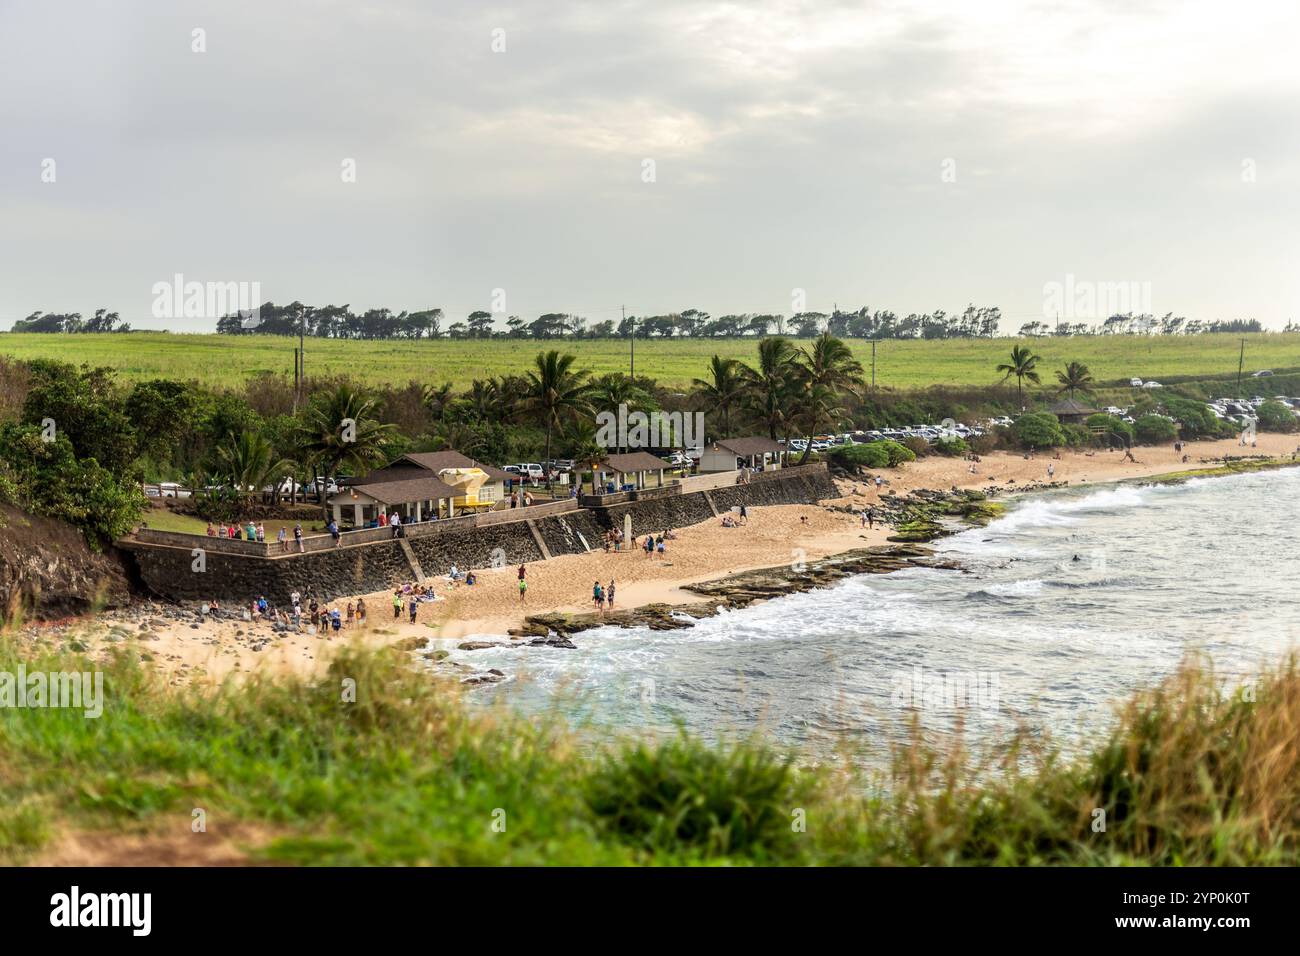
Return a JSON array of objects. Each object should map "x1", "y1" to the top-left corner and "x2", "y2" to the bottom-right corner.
[{"x1": 2, "y1": 0, "x2": 1299, "y2": 332}]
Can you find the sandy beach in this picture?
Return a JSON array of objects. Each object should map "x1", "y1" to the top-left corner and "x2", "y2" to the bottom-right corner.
[{"x1": 66, "y1": 433, "x2": 1300, "y2": 685}]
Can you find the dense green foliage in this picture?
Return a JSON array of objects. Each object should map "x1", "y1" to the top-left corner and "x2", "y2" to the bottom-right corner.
[
  {"x1": 1014, "y1": 412, "x2": 1064, "y2": 449},
  {"x1": 1133, "y1": 414, "x2": 1178, "y2": 444},
  {"x1": 1257, "y1": 400, "x2": 1299, "y2": 433}
]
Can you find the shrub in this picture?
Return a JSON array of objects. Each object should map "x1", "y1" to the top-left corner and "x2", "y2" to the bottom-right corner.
[
  {"x1": 1257, "y1": 400, "x2": 1299, "y2": 433},
  {"x1": 901, "y1": 436, "x2": 930, "y2": 459},
  {"x1": 877, "y1": 439, "x2": 917, "y2": 466},
  {"x1": 829, "y1": 443, "x2": 889, "y2": 469},
  {"x1": 1014, "y1": 412, "x2": 1064, "y2": 449},
  {"x1": 1160, "y1": 397, "x2": 1220, "y2": 439},
  {"x1": 1133, "y1": 414, "x2": 1178, "y2": 445},
  {"x1": 584, "y1": 734, "x2": 805, "y2": 859},
  {"x1": 933, "y1": 436, "x2": 969, "y2": 456}
]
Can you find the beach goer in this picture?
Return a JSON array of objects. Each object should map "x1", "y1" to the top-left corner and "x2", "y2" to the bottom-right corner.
[
  {"x1": 465, "y1": 571, "x2": 476, "y2": 586},
  {"x1": 593, "y1": 581, "x2": 605, "y2": 613},
  {"x1": 294, "y1": 523, "x2": 304, "y2": 552},
  {"x1": 409, "y1": 597, "x2": 419, "y2": 624},
  {"x1": 346, "y1": 601, "x2": 355, "y2": 627},
  {"x1": 518, "y1": 564, "x2": 526, "y2": 583},
  {"x1": 206, "y1": 522, "x2": 215, "y2": 536},
  {"x1": 256, "y1": 522, "x2": 266, "y2": 543},
  {"x1": 218, "y1": 522, "x2": 227, "y2": 538},
  {"x1": 330, "y1": 607, "x2": 342, "y2": 634},
  {"x1": 356, "y1": 597, "x2": 367, "y2": 623},
  {"x1": 390, "y1": 513, "x2": 402, "y2": 539},
  {"x1": 393, "y1": 590, "x2": 404, "y2": 619},
  {"x1": 739, "y1": 503, "x2": 748, "y2": 525},
  {"x1": 378, "y1": 512, "x2": 388, "y2": 527},
  {"x1": 518, "y1": 577, "x2": 527, "y2": 603},
  {"x1": 607, "y1": 580, "x2": 615, "y2": 610},
  {"x1": 328, "y1": 519, "x2": 341, "y2": 548},
  {"x1": 656, "y1": 535, "x2": 665, "y2": 558},
  {"x1": 644, "y1": 535, "x2": 654, "y2": 556},
  {"x1": 1047, "y1": 463, "x2": 1055, "y2": 479}
]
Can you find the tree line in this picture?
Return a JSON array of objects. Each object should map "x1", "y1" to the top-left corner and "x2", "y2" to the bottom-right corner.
[{"x1": 11, "y1": 301, "x2": 1290, "y2": 339}]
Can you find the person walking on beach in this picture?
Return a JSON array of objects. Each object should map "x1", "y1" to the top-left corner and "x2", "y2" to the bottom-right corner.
[
  {"x1": 409, "y1": 595, "x2": 419, "y2": 625},
  {"x1": 739, "y1": 503, "x2": 748, "y2": 525},
  {"x1": 346, "y1": 601, "x2": 355, "y2": 627},
  {"x1": 518, "y1": 576, "x2": 527, "y2": 603},
  {"x1": 656, "y1": 535, "x2": 665, "y2": 558},
  {"x1": 644, "y1": 534, "x2": 654, "y2": 556},
  {"x1": 593, "y1": 581, "x2": 604, "y2": 613},
  {"x1": 392, "y1": 590, "x2": 403, "y2": 619},
  {"x1": 606, "y1": 579, "x2": 615, "y2": 610},
  {"x1": 356, "y1": 597, "x2": 367, "y2": 624}
]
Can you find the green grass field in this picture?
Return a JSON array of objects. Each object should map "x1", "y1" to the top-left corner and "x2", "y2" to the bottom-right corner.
[{"x1": 2, "y1": 331, "x2": 1297, "y2": 391}]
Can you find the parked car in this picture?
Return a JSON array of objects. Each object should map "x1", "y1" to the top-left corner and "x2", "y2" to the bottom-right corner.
[
  {"x1": 1251, "y1": 369, "x2": 1274, "y2": 377},
  {"x1": 1141, "y1": 381, "x2": 1164, "y2": 389},
  {"x1": 1129, "y1": 378, "x2": 1144, "y2": 387}
]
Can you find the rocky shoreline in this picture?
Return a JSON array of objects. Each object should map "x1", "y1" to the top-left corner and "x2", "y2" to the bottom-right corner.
[{"x1": 434, "y1": 543, "x2": 965, "y2": 686}]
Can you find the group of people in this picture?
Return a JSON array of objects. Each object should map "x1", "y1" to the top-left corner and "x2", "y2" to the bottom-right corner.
[
  {"x1": 592, "y1": 579, "x2": 616, "y2": 613},
  {"x1": 207, "y1": 521, "x2": 306, "y2": 553},
  {"x1": 602, "y1": 527, "x2": 627, "y2": 551},
  {"x1": 391, "y1": 582, "x2": 439, "y2": 624},
  {"x1": 294, "y1": 590, "x2": 366, "y2": 635},
  {"x1": 720, "y1": 504, "x2": 749, "y2": 528},
  {"x1": 642, "y1": 531, "x2": 674, "y2": 557}
]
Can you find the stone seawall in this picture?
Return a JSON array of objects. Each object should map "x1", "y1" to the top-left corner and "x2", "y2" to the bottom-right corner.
[
  {"x1": 587, "y1": 464, "x2": 837, "y2": 537},
  {"x1": 118, "y1": 465, "x2": 836, "y2": 605}
]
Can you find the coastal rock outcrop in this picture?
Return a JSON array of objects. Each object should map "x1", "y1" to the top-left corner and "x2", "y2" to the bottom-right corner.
[{"x1": 0, "y1": 505, "x2": 131, "y2": 622}]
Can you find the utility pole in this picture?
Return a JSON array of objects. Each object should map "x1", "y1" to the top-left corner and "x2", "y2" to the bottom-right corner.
[
  {"x1": 626, "y1": 305, "x2": 634, "y2": 381},
  {"x1": 1236, "y1": 337, "x2": 1246, "y2": 396},
  {"x1": 871, "y1": 339, "x2": 878, "y2": 389}
]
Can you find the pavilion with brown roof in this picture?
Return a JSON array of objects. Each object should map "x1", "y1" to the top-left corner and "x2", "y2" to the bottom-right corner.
[
  {"x1": 1048, "y1": 398, "x2": 1099, "y2": 425},
  {"x1": 699, "y1": 436, "x2": 785, "y2": 473},
  {"x1": 330, "y1": 474, "x2": 461, "y2": 527},
  {"x1": 594, "y1": 451, "x2": 671, "y2": 493}
]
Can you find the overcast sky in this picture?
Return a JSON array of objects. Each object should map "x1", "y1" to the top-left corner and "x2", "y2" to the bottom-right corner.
[{"x1": 2, "y1": 0, "x2": 1298, "y2": 331}]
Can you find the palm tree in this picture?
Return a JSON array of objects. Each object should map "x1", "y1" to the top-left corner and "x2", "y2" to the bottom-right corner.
[
  {"x1": 691, "y1": 355, "x2": 744, "y2": 439},
  {"x1": 793, "y1": 333, "x2": 864, "y2": 463},
  {"x1": 421, "y1": 382, "x2": 454, "y2": 420},
  {"x1": 996, "y1": 345, "x2": 1042, "y2": 406},
  {"x1": 1055, "y1": 361, "x2": 1095, "y2": 400},
  {"x1": 521, "y1": 350, "x2": 593, "y2": 491},
  {"x1": 296, "y1": 385, "x2": 397, "y2": 520},
  {"x1": 588, "y1": 372, "x2": 655, "y2": 454},
  {"x1": 739, "y1": 336, "x2": 800, "y2": 442},
  {"x1": 214, "y1": 431, "x2": 292, "y2": 504}
]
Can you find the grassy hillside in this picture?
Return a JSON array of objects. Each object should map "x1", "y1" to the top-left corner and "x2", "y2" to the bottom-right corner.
[
  {"x1": 1, "y1": 331, "x2": 1297, "y2": 391},
  {"x1": 3, "y1": 633, "x2": 1299, "y2": 865}
]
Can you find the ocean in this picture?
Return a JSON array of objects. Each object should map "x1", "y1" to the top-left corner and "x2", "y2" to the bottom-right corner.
[{"x1": 443, "y1": 467, "x2": 1300, "y2": 764}]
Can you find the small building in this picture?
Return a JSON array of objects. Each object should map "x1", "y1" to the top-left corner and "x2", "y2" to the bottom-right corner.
[
  {"x1": 1048, "y1": 398, "x2": 1099, "y2": 425},
  {"x1": 594, "y1": 451, "x2": 670, "y2": 493},
  {"x1": 698, "y1": 437, "x2": 785, "y2": 473},
  {"x1": 331, "y1": 475, "x2": 460, "y2": 527},
  {"x1": 331, "y1": 450, "x2": 512, "y2": 526}
]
